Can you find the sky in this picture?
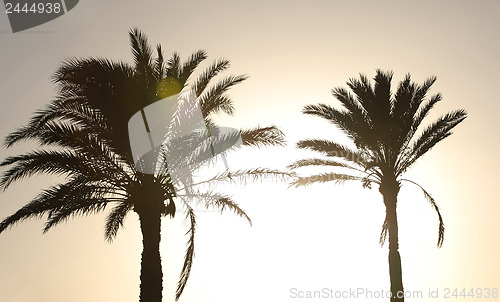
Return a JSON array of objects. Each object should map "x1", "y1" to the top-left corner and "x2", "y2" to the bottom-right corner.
[{"x1": 0, "y1": 0, "x2": 499, "y2": 301}]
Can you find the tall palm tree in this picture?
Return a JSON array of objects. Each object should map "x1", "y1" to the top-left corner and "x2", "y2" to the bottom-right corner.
[
  {"x1": 0, "y1": 28, "x2": 290, "y2": 302},
  {"x1": 289, "y1": 70, "x2": 467, "y2": 302}
]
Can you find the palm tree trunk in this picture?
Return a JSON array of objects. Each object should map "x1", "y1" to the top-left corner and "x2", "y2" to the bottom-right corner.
[
  {"x1": 386, "y1": 202, "x2": 403, "y2": 302},
  {"x1": 381, "y1": 179, "x2": 404, "y2": 302},
  {"x1": 138, "y1": 209, "x2": 163, "y2": 302}
]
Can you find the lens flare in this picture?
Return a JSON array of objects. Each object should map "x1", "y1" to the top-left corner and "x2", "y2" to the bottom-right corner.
[{"x1": 157, "y1": 77, "x2": 182, "y2": 99}]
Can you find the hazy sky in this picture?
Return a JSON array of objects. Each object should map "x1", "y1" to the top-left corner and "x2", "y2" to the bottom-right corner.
[{"x1": 1, "y1": 1, "x2": 499, "y2": 301}]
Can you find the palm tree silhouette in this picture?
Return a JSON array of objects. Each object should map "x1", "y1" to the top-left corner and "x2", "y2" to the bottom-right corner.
[
  {"x1": 0, "y1": 28, "x2": 290, "y2": 302},
  {"x1": 290, "y1": 70, "x2": 467, "y2": 302}
]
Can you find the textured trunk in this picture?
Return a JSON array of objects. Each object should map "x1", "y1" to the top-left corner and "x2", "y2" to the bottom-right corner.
[
  {"x1": 138, "y1": 209, "x2": 163, "y2": 302},
  {"x1": 381, "y1": 178, "x2": 404, "y2": 302}
]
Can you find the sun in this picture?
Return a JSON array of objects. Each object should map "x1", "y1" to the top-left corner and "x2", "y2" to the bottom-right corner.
[{"x1": 157, "y1": 77, "x2": 182, "y2": 99}]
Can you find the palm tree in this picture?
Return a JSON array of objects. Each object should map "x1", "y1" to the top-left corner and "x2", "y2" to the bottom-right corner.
[
  {"x1": 289, "y1": 70, "x2": 467, "y2": 302},
  {"x1": 0, "y1": 28, "x2": 290, "y2": 302}
]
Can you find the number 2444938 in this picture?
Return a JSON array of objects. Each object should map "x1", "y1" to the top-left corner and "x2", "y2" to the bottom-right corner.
[
  {"x1": 5, "y1": 3, "x2": 62, "y2": 14},
  {"x1": 443, "y1": 288, "x2": 498, "y2": 299}
]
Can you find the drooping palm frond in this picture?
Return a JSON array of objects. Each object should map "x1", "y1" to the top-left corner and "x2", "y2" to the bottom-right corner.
[
  {"x1": 105, "y1": 202, "x2": 134, "y2": 242},
  {"x1": 208, "y1": 196, "x2": 251, "y2": 225},
  {"x1": 43, "y1": 197, "x2": 109, "y2": 233},
  {"x1": 176, "y1": 205, "x2": 196, "y2": 300},
  {"x1": 0, "y1": 183, "x2": 74, "y2": 233},
  {"x1": 379, "y1": 216, "x2": 389, "y2": 246},
  {"x1": 401, "y1": 179, "x2": 444, "y2": 247},
  {"x1": 180, "y1": 191, "x2": 251, "y2": 225}
]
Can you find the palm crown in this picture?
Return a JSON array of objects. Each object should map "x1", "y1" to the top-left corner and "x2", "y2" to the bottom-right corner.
[
  {"x1": 292, "y1": 70, "x2": 466, "y2": 241},
  {"x1": 0, "y1": 28, "x2": 290, "y2": 301}
]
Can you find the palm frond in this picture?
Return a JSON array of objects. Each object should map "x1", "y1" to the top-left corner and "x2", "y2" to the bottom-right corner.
[
  {"x1": 0, "y1": 150, "x2": 118, "y2": 190},
  {"x1": 412, "y1": 76, "x2": 437, "y2": 107},
  {"x1": 193, "y1": 59, "x2": 231, "y2": 96},
  {"x1": 410, "y1": 93, "x2": 442, "y2": 133},
  {"x1": 43, "y1": 198, "x2": 109, "y2": 233},
  {"x1": 180, "y1": 191, "x2": 251, "y2": 225},
  {"x1": 371, "y1": 69, "x2": 393, "y2": 122},
  {"x1": 160, "y1": 126, "x2": 242, "y2": 176},
  {"x1": 401, "y1": 179, "x2": 444, "y2": 247},
  {"x1": 209, "y1": 195, "x2": 251, "y2": 225},
  {"x1": 379, "y1": 216, "x2": 389, "y2": 246},
  {"x1": 296, "y1": 139, "x2": 367, "y2": 165},
  {"x1": 395, "y1": 93, "x2": 442, "y2": 162},
  {"x1": 176, "y1": 205, "x2": 196, "y2": 300},
  {"x1": 178, "y1": 50, "x2": 208, "y2": 86},
  {"x1": 302, "y1": 103, "x2": 351, "y2": 128},
  {"x1": 0, "y1": 177, "x2": 117, "y2": 233},
  {"x1": 52, "y1": 56, "x2": 139, "y2": 147},
  {"x1": 240, "y1": 125, "x2": 286, "y2": 147},
  {"x1": 331, "y1": 87, "x2": 371, "y2": 131},
  {"x1": 129, "y1": 27, "x2": 153, "y2": 75},
  {"x1": 0, "y1": 193, "x2": 61, "y2": 233},
  {"x1": 398, "y1": 109, "x2": 467, "y2": 174},
  {"x1": 199, "y1": 75, "x2": 248, "y2": 116},
  {"x1": 288, "y1": 158, "x2": 362, "y2": 172},
  {"x1": 189, "y1": 168, "x2": 294, "y2": 188},
  {"x1": 166, "y1": 52, "x2": 181, "y2": 78},
  {"x1": 14, "y1": 120, "x2": 124, "y2": 171},
  {"x1": 391, "y1": 74, "x2": 417, "y2": 121},
  {"x1": 331, "y1": 87, "x2": 366, "y2": 117},
  {"x1": 154, "y1": 44, "x2": 165, "y2": 80},
  {"x1": 290, "y1": 173, "x2": 361, "y2": 188},
  {"x1": 4, "y1": 98, "x2": 108, "y2": 148},
  {"x1": 54, "y1": 57, "x2": 135, "y2": 90},
  {"x1": 346, "y1": 74, "x2": 375, "y2": 113},
  {"x1": 105, "y1": 202, "x2": 134, "y2": 242}
]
